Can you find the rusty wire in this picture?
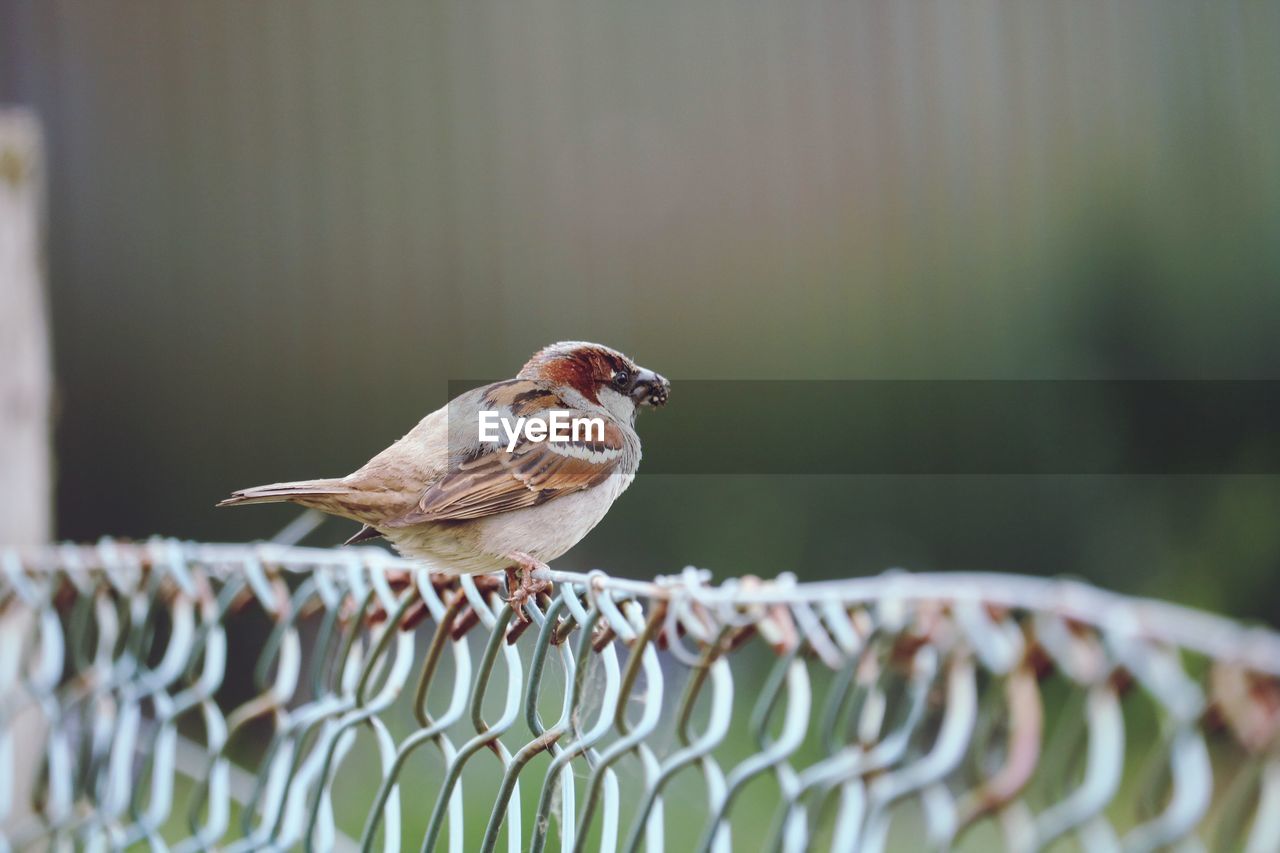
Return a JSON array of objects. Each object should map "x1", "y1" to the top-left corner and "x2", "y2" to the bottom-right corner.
[{"x1": 1, "y1": 538, "x2": 1279, "y2": 852}]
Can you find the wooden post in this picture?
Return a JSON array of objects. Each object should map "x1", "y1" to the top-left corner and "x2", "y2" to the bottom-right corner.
[
  {"x1": 0, "y1": 108, "x2": 51, "y2": 834},
  {"x1": 0, "y1": 108, "x2": 51, "y2": 545}
]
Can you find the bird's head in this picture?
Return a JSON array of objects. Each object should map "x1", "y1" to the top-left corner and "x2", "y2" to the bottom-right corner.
[{"x1": 519, "y1": 341, "x2": 670, "y2": 418}]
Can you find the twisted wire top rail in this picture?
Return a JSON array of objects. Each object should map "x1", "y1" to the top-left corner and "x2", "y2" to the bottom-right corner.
[
  {"x1": 1, "y1": 538, "x2": 1279, "y2": 852},
  {"x1": 12, "y1": 539, "x2": 1280, "y2": 677}
]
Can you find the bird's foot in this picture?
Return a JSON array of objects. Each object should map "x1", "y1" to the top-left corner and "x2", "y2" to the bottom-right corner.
[{"x1": 504, "y1": 552, "x2": 552, "y2": 622}]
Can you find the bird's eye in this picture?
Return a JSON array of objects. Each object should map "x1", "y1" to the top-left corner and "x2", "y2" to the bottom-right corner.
[{"x1": 612, "y1": 370, "x2": 630, "y2": 389}]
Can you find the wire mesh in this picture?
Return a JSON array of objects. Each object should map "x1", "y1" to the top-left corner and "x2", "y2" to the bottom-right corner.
[{"x1": 1, "y1": 539, "x2": 1279, "y2": 852}]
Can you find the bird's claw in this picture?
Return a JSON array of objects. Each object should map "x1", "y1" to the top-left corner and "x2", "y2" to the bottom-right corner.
[{"x1": 505, "y1": 552, "x2": 552, "y2": 623}]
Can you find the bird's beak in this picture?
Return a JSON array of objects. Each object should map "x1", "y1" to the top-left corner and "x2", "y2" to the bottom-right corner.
[{"x1": 630, "y1": 368, "x2": 670, "y2": 407}]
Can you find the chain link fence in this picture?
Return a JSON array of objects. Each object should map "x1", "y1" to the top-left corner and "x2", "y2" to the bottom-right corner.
[{"x1": 1, "y1": 539, "x2": 1279, "y2": 851}]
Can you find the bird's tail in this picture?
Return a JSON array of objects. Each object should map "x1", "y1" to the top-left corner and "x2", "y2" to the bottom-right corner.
[{"x1": 218, "y1": 478, "x2": 350, "y2": 509}]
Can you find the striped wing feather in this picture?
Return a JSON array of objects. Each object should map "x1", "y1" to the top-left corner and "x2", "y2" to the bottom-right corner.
[{"x1": 386, "y1": 389, "x2": 625, "y2": 526}]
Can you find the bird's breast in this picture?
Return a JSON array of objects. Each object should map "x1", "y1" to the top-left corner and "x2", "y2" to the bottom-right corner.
[{"x1": 472, "y1": 466, "x2": 636, "y2": 562}]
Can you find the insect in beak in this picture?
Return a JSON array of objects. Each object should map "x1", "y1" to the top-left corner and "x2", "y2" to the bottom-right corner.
[{"x1": 630, "y1": 369, "x2": 670, "y2": 407}]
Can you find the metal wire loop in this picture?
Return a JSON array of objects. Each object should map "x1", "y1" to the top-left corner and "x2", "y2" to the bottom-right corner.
[{"x1": 1, "y1": 538, "x2": 1278, "y2": 851}]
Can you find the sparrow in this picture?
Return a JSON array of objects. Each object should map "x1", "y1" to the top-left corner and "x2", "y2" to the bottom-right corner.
[{"x1": 219, "y1": 341, "x2": 669, "y2": 616}]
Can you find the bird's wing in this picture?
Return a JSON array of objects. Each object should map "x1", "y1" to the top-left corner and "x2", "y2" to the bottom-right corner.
[{"x1": 383, "y1": 381, "x2": 627, "y2": 526}]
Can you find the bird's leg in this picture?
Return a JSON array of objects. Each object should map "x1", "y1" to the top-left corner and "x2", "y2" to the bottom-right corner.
[{"x1": 504, "y1": 551, "x2": 552, "y2": 622}]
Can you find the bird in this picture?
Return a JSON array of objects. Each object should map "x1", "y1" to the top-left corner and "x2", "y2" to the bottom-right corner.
[{"x1": 219, "y1": 341, "x2": 669, "y2": 616}]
